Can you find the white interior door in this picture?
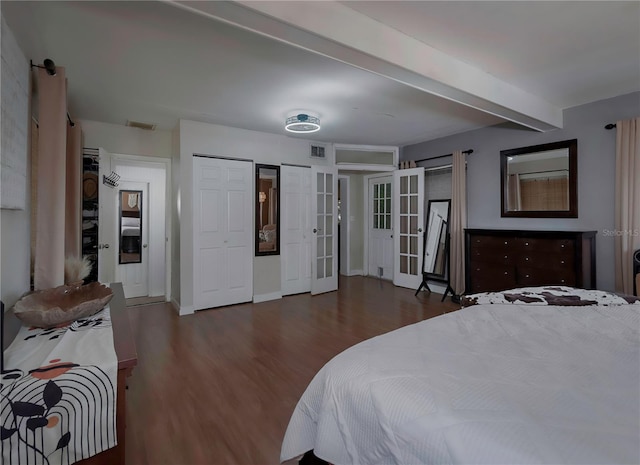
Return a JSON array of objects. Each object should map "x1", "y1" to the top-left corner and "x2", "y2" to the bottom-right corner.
[
  {"x1": 115, "y1": 181, "x2": 149, "y2": 298},
  {"x1": 368, "y1": 176, "x2": 394, "y2": 280},
  {"x1": 393, "y1": 167, "x2": 425, "y2": 289},
  {"x1": 311, "y1": 166, "x2": 338, "y2": 295},
  {"x1": 281, "y1": 165, "x2": 312, "y2": 296},
  {"x1": 193, "y1": 156, "x2": 253, "y2": 310},
  {"x1": 98, "y1": 148, "x2": 116, "y2": 284}
]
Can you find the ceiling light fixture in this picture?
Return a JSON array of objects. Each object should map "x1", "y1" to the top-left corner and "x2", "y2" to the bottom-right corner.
[{"x1": 285, "y1": 113, "x2": 320, "y2": 134}]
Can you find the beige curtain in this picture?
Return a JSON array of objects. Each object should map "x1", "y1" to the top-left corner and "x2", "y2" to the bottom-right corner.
[
  {"x1": 507, "y1": 173, "x2": 521, "y2": 211},
  {"x1": 614, "y1": 117, "x2": 640, "y2": 295},
  {"x1": 33, "y1": 66, "x2": 81, "y2": 289},
  {"x1": 450, "y1": 150, "x2": 466, "y2": 296},
  {"x1": 34, "y1": 67, "x2": 67, "y2": 289}
]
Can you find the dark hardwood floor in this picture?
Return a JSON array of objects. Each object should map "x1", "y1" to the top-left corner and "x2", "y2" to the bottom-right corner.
[{"x1": 125, "y1": 276, "x2": 459, "y2": 465}]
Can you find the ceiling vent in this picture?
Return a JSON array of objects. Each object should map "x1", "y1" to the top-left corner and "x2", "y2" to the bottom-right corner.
[
  {"x1": 310, "y1": 144, "x2": 326, "y2": 159},
  {"x1": 126, "y1": 120, "x2": 156, "y2": 131}
]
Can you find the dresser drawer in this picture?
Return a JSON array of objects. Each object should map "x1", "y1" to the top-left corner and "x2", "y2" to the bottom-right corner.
[
  {"x1": 469, "y1": 235, "x2": 517, "y2": 252},
  {"x1": 517, "y1": 252, "x2": 574, "y2": 269},
  {"x1": 468, "y1": 263, "x2": 517, "y2": 292},
  {"x1": 517, "y1": 267, "x2": 577, "y2": 287},
  {"x1": 469, "y1": 247, "x2": 515, "y2": 266},
  {"x1": 518, "y1": 237, "x2": 575, "y2": 254}
]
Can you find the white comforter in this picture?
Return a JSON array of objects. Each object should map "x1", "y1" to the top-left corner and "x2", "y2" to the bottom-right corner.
[{"x1": 281, "y1": 304, "x2": 640, "y2": 465}]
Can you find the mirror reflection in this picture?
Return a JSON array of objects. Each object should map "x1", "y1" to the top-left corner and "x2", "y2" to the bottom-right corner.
[
  {"x1": 501, "y1": 139, "x2": 577, "y2": 218},
  {"x1": 255, "y1": 164, "x2": 280, "y2": 256},
  {"x1": 119, "y1": 189, "x2": 142, "y2": 264},
  {"x1": 423, "y1": 199, "x2": 450, "y2": 278}
]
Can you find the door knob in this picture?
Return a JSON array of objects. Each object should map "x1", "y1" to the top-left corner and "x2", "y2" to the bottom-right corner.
[
  {"x1": 313, "y1": 228, "x2": 322, "y2": 233},
  {"x1": 418, "y1": 228, "x2": 423, "y2": 233},
  {"x1": 143, "y1": 244, "x2": 148, "y2": 248}
]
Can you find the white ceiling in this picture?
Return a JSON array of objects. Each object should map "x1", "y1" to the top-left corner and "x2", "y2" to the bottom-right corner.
[{"x1": 2, "y1": 1, "x2": 638, "y2": 147}]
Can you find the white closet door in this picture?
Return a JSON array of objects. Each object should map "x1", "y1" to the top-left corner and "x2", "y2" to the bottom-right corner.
[
  {"x1": 393, "y1": 167, "x2": 425, "y2": 289},
  {"x1": 193, "y1": 156, "x2": 253, "y2": 310},
  {"x1": 281, "y1": 165, "x2": 312, "y2": 296},
  {"x1": 311, "y1": 166, "x2": 338, "y2": 295}
]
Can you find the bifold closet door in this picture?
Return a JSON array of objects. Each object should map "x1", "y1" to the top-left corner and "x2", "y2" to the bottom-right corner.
[{"x1": 193, "y1": 156, "x2": 253, "y2": 310}]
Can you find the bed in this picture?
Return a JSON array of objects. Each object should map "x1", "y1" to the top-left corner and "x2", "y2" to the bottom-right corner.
[
  {"x1": 120, "y1": 217, "x2": 141, "y2": 253},
  {"x1": 280, "y1": 287, "x2": 640, "y2": 465}
]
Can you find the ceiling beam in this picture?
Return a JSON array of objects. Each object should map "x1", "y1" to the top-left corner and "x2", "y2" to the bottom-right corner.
[{"x1": 169, "y1": 0, "x2": 562, "y2": 131}]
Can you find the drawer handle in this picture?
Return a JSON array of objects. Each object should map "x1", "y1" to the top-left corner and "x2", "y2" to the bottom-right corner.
[
  {"x1": 504, "y1": 271, "x2": 509, "y2": 275},
  {"x1": 561, "y1": 244, "x2": 565, "y2": 248},
  {"x1": 476, "y1": 268, "x2": 481, "y2": 271},
  {"x1": 525, "y1": 274, "x2": 530, "y2": 278},
  {"x1": 504, "y1": 241, "x2": 508, "y2": 245},
  {"x1": 504, "y1": 255, "x2": 508, "y2": 259},
  {"x1": 525, "y1": 242, "x2": 529, "y2": 246},
  {"x1": 561, "y1": 260, "x2": 565, "y2": 264},
  {"x1": 561, "y1": 279, "x2": 565, "y2": 283},
  {"x1": 525, "y1": 257, "x2": 529, "y2": 261}
]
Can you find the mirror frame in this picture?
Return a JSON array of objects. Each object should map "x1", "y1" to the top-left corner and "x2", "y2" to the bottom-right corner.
[
  {"x1": 118, "y1": 189, "x2": 143, "y2": 265},
  {"x1": 255, "y1": 164, "x2": 280, "y2": 256},
  {"x1": 500, "y1": 138, "x2": 578, "y2": 218},
  {"x1": 422, "y1": 199, "x2": 451, "y2": 282}
]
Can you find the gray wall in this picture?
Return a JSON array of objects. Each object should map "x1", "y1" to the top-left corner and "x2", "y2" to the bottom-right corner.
[{"x1": 401, "y1": 92, "x2": 640, "y2": 291}]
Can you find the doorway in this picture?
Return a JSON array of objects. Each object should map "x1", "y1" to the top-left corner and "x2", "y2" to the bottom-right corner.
[
  {"x1": 366, "y1": 175, "x2": 394, "y2": 280},
  {"x1": 98, "y1": 150, "x2": 170, "y2": 301}
]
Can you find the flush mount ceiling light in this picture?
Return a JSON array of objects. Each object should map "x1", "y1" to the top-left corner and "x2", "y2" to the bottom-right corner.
[{"x1": 285, "y1": 113, "x2": 320, "y2": 134}]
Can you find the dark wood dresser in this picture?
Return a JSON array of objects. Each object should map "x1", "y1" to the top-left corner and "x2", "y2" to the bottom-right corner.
[{"x1": 465, "y1": 229, "x2": 596, "y2": 294}]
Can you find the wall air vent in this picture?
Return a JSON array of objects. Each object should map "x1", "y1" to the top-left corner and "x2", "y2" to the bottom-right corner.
[
  {"x1": 126, "y1": 120, "x2": 156, "y2": 131},
  {"x1": 310, "y1": 144, "x2": 326, "y2": 159}
]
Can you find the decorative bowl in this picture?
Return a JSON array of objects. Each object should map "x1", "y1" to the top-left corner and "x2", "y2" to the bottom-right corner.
[{"x1": 13, "y1": 281, "x2": 113, "y2": 328}]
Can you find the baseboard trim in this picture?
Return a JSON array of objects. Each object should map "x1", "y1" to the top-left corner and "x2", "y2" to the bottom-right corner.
[
  {"x1": 176, "y1": 302, "x2": 195, "y2": 316},
  {"x1": 253, "y1": 291, "x2": 283, "y2": 303},
  {"x1": 346, "y1": 269, "x2": 364, "y2": 277}
]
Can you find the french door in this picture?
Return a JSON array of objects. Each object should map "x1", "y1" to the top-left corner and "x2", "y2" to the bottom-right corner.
[
  {"x1": 368, "y1": 176, "x2": 394, "y2": 280},
  {"x1": 311, "y1": 166, "x2": 338, "y2": 295},
  {"x1": 393, "y1": 167, "x2": 425, "y2": 289}
]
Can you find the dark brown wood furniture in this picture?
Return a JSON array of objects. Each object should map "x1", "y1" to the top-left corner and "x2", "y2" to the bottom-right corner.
[
  {"x1": 79, "y1": 282, "x2": 137, "y2": 465},
  {"x1": 465, "y1": 229, "x2": 596, "y2": 294}
]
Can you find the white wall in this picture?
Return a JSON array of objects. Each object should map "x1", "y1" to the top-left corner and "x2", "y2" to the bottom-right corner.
[
  {"x1": 177, "y1": 119, "x2": 330, "y2": 314},
  {"x1": 171, "y1": 124, "x2": 181, "y2": 307},
  {"x1": 401, "y1": 92, "x2": 640, "y2": 291},
  {"x1": 1, "y1": 17, "x2": 31, "y2": 308},
  {"x1": 80, "y1": 120, "x2": 172, "y2": 158}
]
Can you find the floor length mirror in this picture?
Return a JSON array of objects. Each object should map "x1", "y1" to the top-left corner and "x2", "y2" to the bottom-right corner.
[
  {"x1": 119, "y1": 190, "x2": 142, "y2": 264},
  {"x1": 416, "y1": 199, "x2": 453, "y2": 300}
]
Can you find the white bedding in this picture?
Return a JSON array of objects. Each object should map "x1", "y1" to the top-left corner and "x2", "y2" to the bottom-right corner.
[{"x1": 281, "y1": 304, "x2": 640, "y2": 465}]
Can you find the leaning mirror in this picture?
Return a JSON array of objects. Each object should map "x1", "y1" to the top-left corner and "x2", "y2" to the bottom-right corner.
[
  {"x1": 423, "y1": 199, "x2": 451, "y2": 279},
  {"x1": 119, "y1": 190, "x2": 142, "y2": 264},
  {"x1": 501, "y1": 139, "x2": 577, "y2": 218},
  {"x1": 255, "y1": 164, "x2": 280, "y2": 256}
]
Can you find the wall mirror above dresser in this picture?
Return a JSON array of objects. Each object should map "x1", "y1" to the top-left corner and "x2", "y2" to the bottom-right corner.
[{"x1": 501, "y1": 139, "x2": 578, "y2": 218}]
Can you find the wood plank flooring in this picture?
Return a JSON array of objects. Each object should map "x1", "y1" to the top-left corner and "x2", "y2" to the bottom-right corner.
[{"x1": 125, "y1": 276, "x2": 459, "y2": 465}]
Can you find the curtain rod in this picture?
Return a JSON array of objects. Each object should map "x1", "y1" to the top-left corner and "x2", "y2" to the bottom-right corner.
[
  {"x1": 605, "y1": 123, "x2": 617, "y2": 130},
  {"x1": 411, "y1": 149, "x2": 474, "y2": 164}
]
